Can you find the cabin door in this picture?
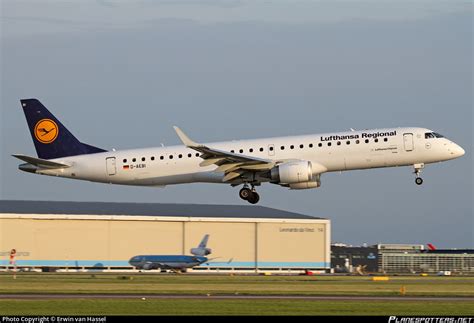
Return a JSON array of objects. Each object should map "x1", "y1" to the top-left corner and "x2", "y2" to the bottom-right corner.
[
  {"x1": 403, "y1": 134, "x2": 414, "y2": 152},
  {"x1": 106, "y1": 157, "x2": 116, "y2": 176}
]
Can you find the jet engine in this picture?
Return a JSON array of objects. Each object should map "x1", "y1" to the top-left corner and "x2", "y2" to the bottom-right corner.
[
  {"x1": 271, "y1": 161, "x2": 313, "y2": 184},
  {"x1": 289, "y1": 181, "x2": 321, "y2": 190},
  {"x1": 269, "y1": 160, "x2": 327, "y2": 189},
  {"x1": 190, "y1": 247, "x2": 212, "y2": 256},
  {"x1": 142, "y1": 262, "x2": 156, "y2": 270}
]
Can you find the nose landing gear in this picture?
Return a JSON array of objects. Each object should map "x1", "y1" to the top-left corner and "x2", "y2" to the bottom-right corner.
[
  {"x1": 239, "y1": 184, "x2": 260, "y2": 204},
  {"x1": 414, "y1": 163, "x2": 425, "y2": 186}
]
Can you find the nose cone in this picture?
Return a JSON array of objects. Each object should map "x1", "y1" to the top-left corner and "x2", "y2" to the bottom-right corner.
[
  {"x1": 456, "y1": 145, "x2": 465, "y2": 157},
  {"x1": 453, "y1": 144, "x2": 465, "y2": 158}
]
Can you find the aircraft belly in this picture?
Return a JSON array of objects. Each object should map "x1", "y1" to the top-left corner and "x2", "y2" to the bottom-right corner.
[
  {"x1": 114, "y1": 170, "x2": 224, "y2": 186},
  {"x1": 158, "y1": 262, "x2": 198, "y2": 269}
]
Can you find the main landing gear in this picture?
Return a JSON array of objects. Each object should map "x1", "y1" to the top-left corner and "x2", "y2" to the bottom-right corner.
[
  {"x1": 414, "y1": 163, "x2": 425, "y2": 186},
  {"x1": 239, "y1": 185, "x2": 260, "y2": 204}
]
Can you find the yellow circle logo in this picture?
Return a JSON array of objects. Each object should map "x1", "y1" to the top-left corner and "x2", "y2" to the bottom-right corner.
[{"x1": 34, "y1": 119, "x2": 59, "y2": 144}]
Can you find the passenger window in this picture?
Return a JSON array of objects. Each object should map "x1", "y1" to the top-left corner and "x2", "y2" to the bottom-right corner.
[
  {"x1": 259, "y1": 147, "x2": 264, "y2": 152},
  {"x1": 239, "y1": 149, "x2": 243, "y2": 153},
  {"x1": 231, "y1": 150, "x2": 235, "y2": 153},
  {"x1": 123, "y1": 159, "x2": 127, "y2": 163},
  {"x1": 384, "y1": 138, "x2": 388, "y2": 142},
  {"x1": 249, "y1": 148, "x2": 254, "y2": 153},
  {"x1": 269, "y1": 146, "x2": 274, "y2": 151},
  {"x1": 196, "y1": 153, "x2": 200, "y2": 157},
  {"x1": 300, "y1": 144, "x2": 304, "y2": 149},
  {"x1": 178, "y1": 154, "x2": 183, "y2": 158},
  {"x1": 328, "y1": 142, "x2": 332, "y2": 147},
  {"x1": 309, "y1": 143, "x2": 313, "y2": 148},
  {"x1": 318, "y1": 143, "x2": 322, "y2": 147},
  {"x1": 365, "y1": 139, "x2": 369, "y2": 144},
  {"x1": 151, "y1": 157, "x2": 155, "y2": 161},
  {"x1": 188, "y1": 153, "x2": 192, "y2": 158},
  {"x1": 374, "y1": 139, "x2": 379, "y2": 143},
  {"x1": 356, "y1": 140, "x2": 360, "y2": 144},
  {"x1": 160, "y1": 156, "x2": 164, "y2": 160},
  {"x1": 142, "y1": 157, "x2": 146, "y2": 161},
  {"x1": 290, "y1": 145, "x2": 294, "y2": 149},
  {"x1": 132, "y1": 158, "x2": 136, "y2": 162},
  {"x1": 169, "y1": 155, "x2": 173, "y2": 159},
  {"x1": 346, "y1": 141, "x2": 350, "y2": 145},
  {"x1": 337, "y1": 142, "x2": 341, "y2": 146},
  {"x1": 281, "y1": 146, "x2": 285, "y2": 150}
]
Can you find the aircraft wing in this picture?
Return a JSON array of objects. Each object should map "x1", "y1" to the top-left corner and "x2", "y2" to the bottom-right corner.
[
  {"x1": 173, "y1": 126, "x2": 276, "y2": 182},
  {"x1": 155, "y1": 262, "x2": 171, "y2": 269},
  {"x1": 144, "y1": 261, "x2": 171, "y2": 270}
]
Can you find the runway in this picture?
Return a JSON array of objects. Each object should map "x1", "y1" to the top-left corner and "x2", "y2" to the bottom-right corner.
[{"x1": 1, "y1": 294, "x2": 473, "y2": 302}]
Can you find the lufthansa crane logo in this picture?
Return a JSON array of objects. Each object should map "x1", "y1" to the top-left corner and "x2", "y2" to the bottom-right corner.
[{"x1": 34, "y1": 119, "x2": 59, "y2": 144}]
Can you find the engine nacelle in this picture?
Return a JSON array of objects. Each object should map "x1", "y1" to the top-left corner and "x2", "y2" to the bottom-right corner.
[
  {"x1": 142, "y1": 262, "x2": 156, "y2": 270},
  {"x1": 190, "y1": 247, "x2": 212, "y2": 256},
  {"x1": 271, "y1": 161, "x2": 313, "y2": 184},
  {"x1": 289, "y1": 181, "x2": 321, "y2": 190}
]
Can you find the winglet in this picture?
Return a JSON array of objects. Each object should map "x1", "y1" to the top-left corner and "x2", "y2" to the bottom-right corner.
[{"x1": 173, "y1": 126, "x2": 201, "y2": 147}]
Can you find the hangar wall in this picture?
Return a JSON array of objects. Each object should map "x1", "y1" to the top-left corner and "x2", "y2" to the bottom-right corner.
[{"x1": 0, "y1": 214, "x2": 330, "y2": 270}]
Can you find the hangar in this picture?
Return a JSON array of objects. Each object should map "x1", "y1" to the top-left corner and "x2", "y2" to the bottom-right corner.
[{"x1": 0, "y1": 200, "x2": 330, "y2": 272}]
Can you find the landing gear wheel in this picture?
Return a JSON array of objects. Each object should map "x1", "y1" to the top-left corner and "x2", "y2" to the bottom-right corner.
[
  {"x1": 247, "y1": 192, "x2": 260, "y2": 204},
  {"x1": 413, "y1": 163, "x2": 425, "y2": 186},
  {"x1": 239, "y1": 188, "x2": 252, "y2": 200}
]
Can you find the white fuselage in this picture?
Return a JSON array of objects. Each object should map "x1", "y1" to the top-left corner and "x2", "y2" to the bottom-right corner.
[{"x1": 35, "y1": 127, "x2": 465, "y2": 187}]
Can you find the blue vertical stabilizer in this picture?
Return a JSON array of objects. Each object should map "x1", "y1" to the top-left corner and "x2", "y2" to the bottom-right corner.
[{"x1": 20, "y1": 99, "x2": 106, "y2": 159}]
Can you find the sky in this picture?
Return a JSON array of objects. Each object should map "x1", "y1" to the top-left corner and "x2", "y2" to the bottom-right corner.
[{"x1": 1, "y1": 0, "x2": 472, "y2": 248}]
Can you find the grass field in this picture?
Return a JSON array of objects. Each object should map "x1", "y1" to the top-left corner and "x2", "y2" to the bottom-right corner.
[
  {"x1": 1, "y1": 273, "x2": 473, "y2": 315},
  {"x1": 2, "y1": 299, "x2": 473, "y2": 316}
]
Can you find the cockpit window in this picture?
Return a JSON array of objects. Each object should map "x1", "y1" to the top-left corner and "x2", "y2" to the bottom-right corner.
[{"x1": 425, "y1": 132, "x2": 444, "y2": 139}]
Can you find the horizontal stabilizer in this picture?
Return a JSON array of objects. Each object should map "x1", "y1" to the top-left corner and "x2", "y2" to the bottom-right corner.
[{"x1": 12, "y1": 154, "x2": 70, "y2": 169}]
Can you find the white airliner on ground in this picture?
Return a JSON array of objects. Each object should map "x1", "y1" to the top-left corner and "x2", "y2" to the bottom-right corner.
[{"x1": 14, "y1": 99, "x2": 465, "y2": 204}]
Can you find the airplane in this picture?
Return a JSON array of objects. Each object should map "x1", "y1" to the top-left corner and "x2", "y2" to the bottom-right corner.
[
  {"x1": 13, "y1": 99, "x2": 465, "y2": 204},
  {"x1": 128, "y1": 234, "x2": 211, "y2": 271}
]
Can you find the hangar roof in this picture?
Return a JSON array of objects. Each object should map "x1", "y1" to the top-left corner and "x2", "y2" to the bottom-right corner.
[{"x1": 0, "y1": 200, "x2": 323, "y2": 220}]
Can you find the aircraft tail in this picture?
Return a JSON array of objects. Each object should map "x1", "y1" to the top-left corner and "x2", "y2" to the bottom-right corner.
[
  {"x1": 20, "y1": 99, "x2": 106, "y2": 159},
  {"x1": 190, "y1": 234, "x2": 211, "y2": 256},
  {"x1": 198, "y1": 234, "x2": 210, "y2": 248},
  {"x1": 427, "y1": 243, "x2": 437, "y2": 251}
]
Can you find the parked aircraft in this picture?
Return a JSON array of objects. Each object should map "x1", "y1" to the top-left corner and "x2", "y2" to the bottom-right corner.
[
  {"x1": 129, "y1": 234, "x2": 211, "y2": 271},
  {"x1": 14, "y1": 99, "x2": 465, "y2": 204}
]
